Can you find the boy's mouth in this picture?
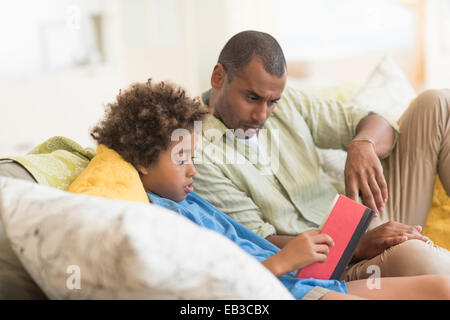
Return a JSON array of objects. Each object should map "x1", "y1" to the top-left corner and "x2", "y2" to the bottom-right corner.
[{"x1": 184, "y1": 183, "x2": 194, "y2": 194}]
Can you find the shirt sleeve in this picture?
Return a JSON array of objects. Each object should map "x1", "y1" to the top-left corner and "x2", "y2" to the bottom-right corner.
[
  {"x1": 282, "y1": 86, "x2": 399, "y2": 155},
  {"x1": 193, "y1": 160, "x2": 277, "y2": 239}
]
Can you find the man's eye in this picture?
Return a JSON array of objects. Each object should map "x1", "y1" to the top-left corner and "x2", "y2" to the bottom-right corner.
[{"x1": 248, "y1": 95, "x2": 258, "y2": 101}]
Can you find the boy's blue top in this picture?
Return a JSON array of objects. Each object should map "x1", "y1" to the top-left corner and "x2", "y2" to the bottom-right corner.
[{"x1": 148, "y1": 192, "x2": 348, "y2": 300}]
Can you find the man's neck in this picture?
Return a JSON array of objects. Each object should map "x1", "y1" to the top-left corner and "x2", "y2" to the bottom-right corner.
[{"x1": 204, "y1": 89, "x2": 224, "y2": 123}]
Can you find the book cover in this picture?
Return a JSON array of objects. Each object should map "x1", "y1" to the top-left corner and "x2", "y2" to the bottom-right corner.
[{"x1": 296, "y1": 194, "x2": 374, "y2": 280}]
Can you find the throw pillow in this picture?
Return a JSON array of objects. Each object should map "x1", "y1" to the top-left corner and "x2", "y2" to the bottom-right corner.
[
  {"x1": 2, "y1": 136, "x2": 96, "y2": 190},
  {"x1": 351, "y1": 55, "x2": 416, "y2": 122},
  {"x1": 315, "y1": 55, "x2": 416, "y2": 182},
  {"x1": 0, "y1": 177, "x2": 293, "y2": 300}
]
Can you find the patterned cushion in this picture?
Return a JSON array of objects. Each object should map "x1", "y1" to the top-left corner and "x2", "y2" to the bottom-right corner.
[
  {"x1": 4, "y1": 136, "x2": 95, "y2": 190},
  {"x1": 0, "y1": 177, "x2": 293, "y2": 300}
]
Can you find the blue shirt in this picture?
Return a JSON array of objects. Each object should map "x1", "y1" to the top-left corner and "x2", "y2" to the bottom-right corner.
[{"x1": 148, "y1": 192, "x2": 348, "y2": 299}]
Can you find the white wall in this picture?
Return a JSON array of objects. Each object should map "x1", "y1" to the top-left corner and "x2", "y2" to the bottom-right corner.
[
  {"x1": 425, "y1": 0, "x2": 450, "y2": 89},
  {"x1": 1, "y1": 0, "x2": 444, "y2": 157},
  {"x1": 0, "y1": 0, "x2": 203, "y2": 155}
]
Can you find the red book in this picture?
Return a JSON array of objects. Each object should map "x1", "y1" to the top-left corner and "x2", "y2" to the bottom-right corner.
[{"x1": 296, "y1": 194, "x2": 374, "y2": 280}]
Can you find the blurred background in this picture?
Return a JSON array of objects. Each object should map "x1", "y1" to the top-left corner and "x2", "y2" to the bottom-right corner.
[{"x1": 0, "y1": 0, "x2": 449, "y2": 155}]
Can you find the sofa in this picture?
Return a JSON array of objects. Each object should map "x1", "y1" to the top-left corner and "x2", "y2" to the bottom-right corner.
[{"x1": 0, "y1": 56, "x2": 448, "y2": 300}]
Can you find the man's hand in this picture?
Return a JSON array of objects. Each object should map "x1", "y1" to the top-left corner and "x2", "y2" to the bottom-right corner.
[
  {"x1": 352, "y1": 221, "x2": 430, "y2": 262},
  {"x1": 262, "y1": 229, "x2": 334, "y2": 277},
  {"x1": 345, "y1": 140, "x2": 387, "y2": 214}
]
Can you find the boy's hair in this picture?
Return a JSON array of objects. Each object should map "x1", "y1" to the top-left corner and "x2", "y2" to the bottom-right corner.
[{"x1": 91, "y1": 80, "x2": 209, "y2": 168}]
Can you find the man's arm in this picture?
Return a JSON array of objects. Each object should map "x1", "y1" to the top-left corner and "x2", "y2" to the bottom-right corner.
[
  {"x1": 345, "y1": 113, "x2": 395, "y2": 213},
  {"x1": 351, "y1": 113, "x2": 395, "y2": 158}
]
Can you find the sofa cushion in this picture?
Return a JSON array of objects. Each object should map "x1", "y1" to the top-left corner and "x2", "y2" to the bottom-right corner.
[
  {"x1": 0, "y1": 218, "x2": 47, "y2": 299},
  {"x1": 0, "y1": 177, "x2": 293, "y2": 300},
  {"x1": 4, "y1": 136, "x2": 95, "y2": 190},
  {"x1": 0, "y1": 160, "x2": 46, "y2": 299},
  {"x1": 0, "y1": 137, "x2": 95, "y2": 300},
  {"x1": 351, "y1": 55, "x2": 416, "y2": 122},
  {"x1": 0, "y1": 160, "x2": 36, "y2": 183}
]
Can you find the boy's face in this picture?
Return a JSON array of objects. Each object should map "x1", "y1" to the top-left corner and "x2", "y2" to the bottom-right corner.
[{"x1": 138, "y1": 132, "x2": 196, "y2": 202}]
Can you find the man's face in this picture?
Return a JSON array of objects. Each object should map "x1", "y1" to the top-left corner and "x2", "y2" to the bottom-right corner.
[{"x1": 212, "y1": 57, "x2": 286, "y2": 139}]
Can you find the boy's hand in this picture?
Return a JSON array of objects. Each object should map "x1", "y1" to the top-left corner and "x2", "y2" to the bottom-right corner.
[{"x1": 263, "y1": 229, "x2": 334, "y2": 277}]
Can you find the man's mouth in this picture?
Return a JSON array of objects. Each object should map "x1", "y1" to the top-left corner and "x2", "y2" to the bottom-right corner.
[{"x1": 241, "y1": 124, "x2": 262, "y2": 134}]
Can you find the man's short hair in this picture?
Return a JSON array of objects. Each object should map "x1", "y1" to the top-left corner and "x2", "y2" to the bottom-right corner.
[{"x1": 217, "y1": 30, "x2": 286, "y2": 80}]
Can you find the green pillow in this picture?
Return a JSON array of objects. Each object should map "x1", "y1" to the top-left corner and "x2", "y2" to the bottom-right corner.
[{"x1": 2, "y1": 136, "x2": 96, "y2": 190}]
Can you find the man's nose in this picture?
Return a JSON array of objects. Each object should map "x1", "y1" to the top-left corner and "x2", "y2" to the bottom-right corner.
[{"x1": 251, "y1": 102, "x2": 268, "y2": 123}]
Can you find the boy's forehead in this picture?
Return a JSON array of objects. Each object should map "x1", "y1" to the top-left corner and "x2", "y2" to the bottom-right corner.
[{"x1": 170, "y1": 132, "x2": 196, "y2": 152}]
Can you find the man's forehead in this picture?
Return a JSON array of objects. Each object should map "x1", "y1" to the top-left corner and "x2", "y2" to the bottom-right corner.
[{"x1": 231, "y1": 58, "x2": 286, "y2": 96}]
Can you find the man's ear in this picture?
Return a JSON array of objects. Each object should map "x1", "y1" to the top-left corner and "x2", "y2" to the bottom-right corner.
[
  {"x1": 211, "y1": 63, "x2": 227, "y2": 89},
  {"x1": 136, "y1": 165, "x2": 149, "y2": 175}
]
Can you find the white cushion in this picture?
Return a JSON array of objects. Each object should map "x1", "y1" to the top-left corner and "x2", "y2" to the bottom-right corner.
[
  {"x1": 0, "y1": 177, "x2": 293, "y2": 300},
  {"x1": 351, "y1": 55, "x2": 416, "y2": 122},
  {"x1": 318, "y1": 55, "x2": 416, "y2": 182}
]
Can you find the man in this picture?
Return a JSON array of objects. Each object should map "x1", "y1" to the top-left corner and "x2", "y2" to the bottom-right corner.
[{"x1": 193, "y1": 30, "x2": 450, "y2": 281}]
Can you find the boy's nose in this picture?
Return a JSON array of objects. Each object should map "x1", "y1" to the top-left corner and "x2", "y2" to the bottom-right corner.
[{"x1": 187, "y1": 163, "x2": 196, "y2": 177}]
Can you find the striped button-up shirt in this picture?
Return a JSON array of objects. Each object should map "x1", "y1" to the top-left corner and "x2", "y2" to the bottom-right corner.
[{"x1": 193, "y1": 86, "x2": 398, "y2": 238}]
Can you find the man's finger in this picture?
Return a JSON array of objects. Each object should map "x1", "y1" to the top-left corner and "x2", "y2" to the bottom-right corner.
[
  {"x1": 345, "y1": 174, "x2": 359, "y2": 201},
  {"x1": 375, "y1": 167, "x2": 388, "y2": 204},
  {"x1": 384, "y1": 235, "x2": 408, "y2": 247},
  {"x1": 404, "y1": 233, "x2": 430, "y2": 242},
  {"x1": 368, "y1": 173, "x2": 384, "y2": 213},
  {"x1": 360, "y1": 179, "x2": 378, "y2": 214}
]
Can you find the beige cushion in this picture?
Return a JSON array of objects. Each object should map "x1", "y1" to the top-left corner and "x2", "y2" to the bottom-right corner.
[
  {"x1": 0, "y1": 160, "x2": 46, "y2": 299},
  {"x1": 0, "y1": 177, "x2": 294, "y2": 300},
  {"x1": 0, "y1": 160, "x2": 36, "y2": 183}
]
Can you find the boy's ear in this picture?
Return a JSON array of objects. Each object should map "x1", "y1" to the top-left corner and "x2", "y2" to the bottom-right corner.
[
  {"x1": 211, "y1": 63, "x2": 227, "y2": 89},
  {"x1": 136, "y1": 165, "x2": 149, "y2": 175}
]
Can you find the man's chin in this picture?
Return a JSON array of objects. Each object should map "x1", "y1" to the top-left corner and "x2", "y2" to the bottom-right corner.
[{"x1": 235, "y1": 127, "x2": 259, "y2": 139}]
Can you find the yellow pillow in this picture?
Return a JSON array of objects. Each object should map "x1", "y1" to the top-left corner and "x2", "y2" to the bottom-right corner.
[
  {"x1": 423, "y1": 178, "x2": 450, "y2": 250},
  {"x1": 67, "y1": 144, "x2": 149, "y2": 203}
]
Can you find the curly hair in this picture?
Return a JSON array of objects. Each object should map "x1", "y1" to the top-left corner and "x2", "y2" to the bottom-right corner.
[{"x1": 91, "y1": 80, "x2": 209, "y2": 168}]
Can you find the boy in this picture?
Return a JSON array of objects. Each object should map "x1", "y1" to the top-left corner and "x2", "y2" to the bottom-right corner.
[{"x1": 68, "y1": 80, "x2": 450, "y2": 300}]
